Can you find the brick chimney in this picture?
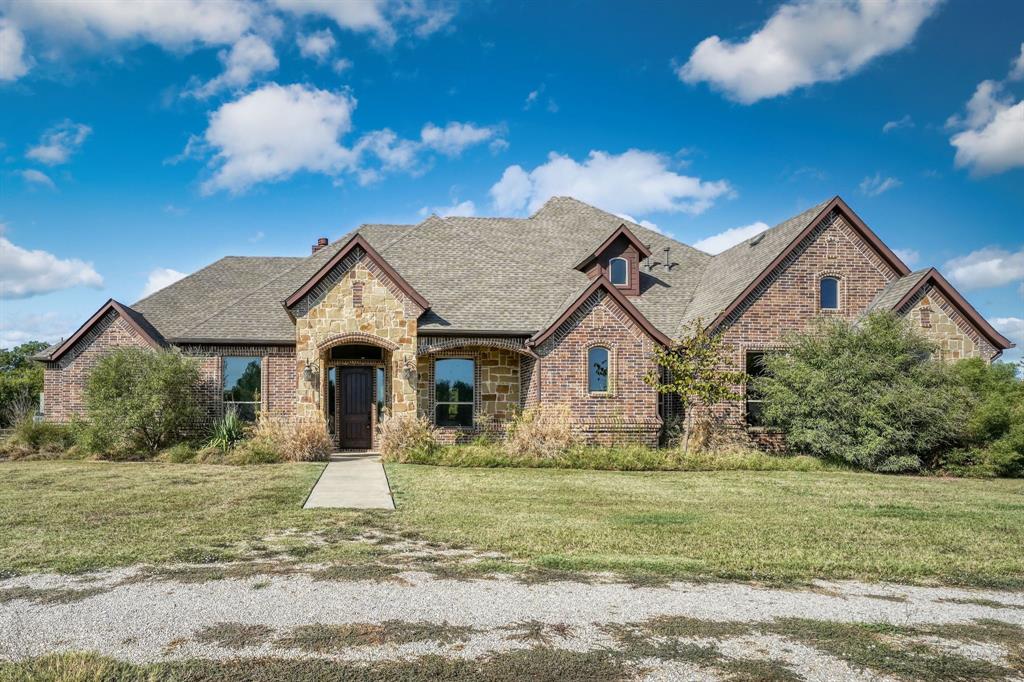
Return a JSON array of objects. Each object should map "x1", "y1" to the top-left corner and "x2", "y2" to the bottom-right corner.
[{"x1": 311, "y1": 237, "x2": 329, "y2": 254}]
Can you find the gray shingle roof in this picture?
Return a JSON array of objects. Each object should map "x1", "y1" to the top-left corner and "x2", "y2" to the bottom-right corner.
[
  {"x1": 865, "y1": 269, "x2": 931, "y2": 313},
  {"x1": 105, "y1": 197, "x2": 838, "y2": 346}
]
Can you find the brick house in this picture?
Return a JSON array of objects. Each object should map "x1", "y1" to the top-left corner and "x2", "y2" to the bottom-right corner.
[{"x1": 35, "y1": 196, "x2": 1013, "y2": 449}]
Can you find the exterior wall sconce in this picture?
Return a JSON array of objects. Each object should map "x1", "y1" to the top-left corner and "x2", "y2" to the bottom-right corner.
[
  {"x1": 303, "y1": 362, "x2": 319, "y2": 384},
  {"x1": 401, "y1": 357, "x2": 417, "y2": 383}
]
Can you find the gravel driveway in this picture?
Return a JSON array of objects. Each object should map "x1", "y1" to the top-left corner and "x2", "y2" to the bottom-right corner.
[{"x1": 2, "y1": 566, "x2": 1023, "y2": 680}]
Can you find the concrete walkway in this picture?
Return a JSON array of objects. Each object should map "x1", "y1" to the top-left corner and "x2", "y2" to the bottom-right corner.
[{"x1": 303, "y1": 453, "x2": 395, "y2": 510}]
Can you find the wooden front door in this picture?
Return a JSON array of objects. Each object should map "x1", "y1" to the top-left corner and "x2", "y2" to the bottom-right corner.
[{"x1": 339, "y1": 367, "x2": 373, "y2": 449}]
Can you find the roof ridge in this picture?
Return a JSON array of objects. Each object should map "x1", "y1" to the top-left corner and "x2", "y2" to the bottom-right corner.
[{"x1": 132, "y1": 256, "x2": 231, "y2": 308}]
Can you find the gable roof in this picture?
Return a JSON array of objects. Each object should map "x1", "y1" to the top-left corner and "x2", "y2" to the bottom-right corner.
[
  {"x1": 40, "y1": 299, "x2": 165, "y2": 362},
  {"x1": 870, "y1": 268, "x2": 1014, "y2": 350},
  {"x1": 682, "y1": 196, "x2": 911, "y2": 332},
  {"x1": 85, "y1": 195, "x2": 1003, "y2": 351},
  {"x1": 529, "y1": 276, "x2": 673, "y2": 348},
  {"x1": 284, "y1": 233, "x2": 430, "y2": 310},
  {"x1": 573, "y1": 223, "x2": 653, "y2": 271}
]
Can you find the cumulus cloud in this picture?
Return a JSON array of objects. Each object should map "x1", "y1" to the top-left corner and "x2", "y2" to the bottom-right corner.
[
  {"x1": 948, "y1": 79, "x2": 1024, "y2": 176},
  {"x1": 693, "y1": 221, "x2": 771, "y2": 254},
  {"x1": 488, "y1": 149, "x2": 732, "y2": 217},
  {"x1": 0, "y1": 226, "x2": 103, "y2": 298},
  {"x1": 944, "y1": 246, "x2": 1024, "y2": 291},
  {"x1": 197, "y1": 83, "x2": 357, "y2": 194},
  {"x1": 420, "y1": 122, "x2": 505, "y2": 156},
  {"x1": 26, "y1": 120, "x2": 92, "y2": 165},
  {"x1": 678, "y1": 0, "x2": 940, "y2": 103},
  {"x1": 141, "y1": 267, "x2": 187, "y2": 298},
  {"x1": 893, "y1": 248, "x2": 920, "y2": 267},
  {"x1": 0, "y1": 18, "x2": 31, "y2": 80},
  {"x1": 0, "y1": 312, "x2": 75, "y2": 349},
  {"x1": 420, "y1": 199, "x2": 476, "y2": 218},
  {"x1": 882, "y1": 115, "x2": 913, "y2": 133},
  {"x1": 297, "y1": 28, "x2": 335, "y2": 62},
  {"x1": 190, "y1": 34, "x2": 278, "y2": 98},
  {"x1": 19, "y1": 169, "x2": 55, "y2": 189},
  {"x1": 333, "y1": 57, "x2": 353, "y2": 73},
  {"x1": 859, "y1": 173, "x2": 902, "y2": 197},
  {"x1": 994, "y1": 317, "x2": 1024, "y2": 345},
  {"x1": 272, "y1": 0, "x2": 454, "y2": 47},
  {"x1": 190, "y1": 83, "x2": 500, "y2": 193},
  {"x1": 1010, "y1": 43, "x2": 1024, "y2": 81}
]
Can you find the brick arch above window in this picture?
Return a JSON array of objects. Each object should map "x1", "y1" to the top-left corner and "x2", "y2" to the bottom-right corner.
[
  {"x1": 816, "y1": 270, "x2": 844, "y2": 312},
  {"x1": 584, "y1": 341, "x2": 614, "y2": 395},
  {"x1": 316, "y1": 332, "x2": 399, "y2": 353}
]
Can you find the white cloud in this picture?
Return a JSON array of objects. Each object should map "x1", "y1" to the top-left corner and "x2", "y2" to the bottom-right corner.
[
  {"x1": 882, "y1": 114, "x2": 913, "y2": 133},
  {"x1": 190, "y1": 34, "x2": 278, "y2": 98},
  {"x1": 197, "y1": 83, "x2": 357, "y2": 194},
  {"x1": 0, "y1": 18, "x2": 31, "y2": 81},
  {"x1": 1009, "y1": 43, "x2": 1024, "y2": 81},
  {"x1": 20, "y1": 169, "x2": 55, "y2": 189},
  {"x1": 859, "y1": 173, "x2": 902, "y2": 197},
  {"x1": 0, "y1": 312, "x2": 75, "y2": 349},
  {"x1": 297, "y1": 29, "x2": 335, "y2": 62},
  {"x1": 420, "y1": 122, "x2": 505, "y2": 156},
  {"x1": 616, "y1": 214, "x2": 665, "y2": 235},
  {"x1": 351, "y1": 128, "x2": 422, "y2": 182},
  {"x1": 3, "y1": 0, "x2": 262, "y2": 50},
  {"x1": 272, "y1": 0, "x2": 454, "y2": 47},
  {"x1": 141, "y1": 267, "x2": 187, "y2": 298},
  {"x1": 693, "y1": 221, "x2": 771, "y2": 254},
  {"x1": 524, "y1": 89, "x2": 539, "y2": 109},
  {"x1": 489, "y1": 149, "x2": 733, "y2": 216},
  {"x1": 944, "y1": 246, "x2": 1024, "y2": 291},
  {"x1": 26, "y1": 120, "x2": 92, "y2": 165},
  {"x1": 948, "y1": 80, "x2": 1024, "y2": 176},
  {"x1": 893, "y1": 248, "x2": 920, "y2": 267},
  {"x1": 679, "y1": 0, "x2": 940, "y2": 104},
  {"x1": 420, "y1": 199, "x2": 476, "y2": 218},
  {"x1": 994, "y1": 317, "x2": 1024, "y2": 347},
  {"x1": 0, "y1": 226, "x2": 103, "y2": 298},
  {"x1": 333, "y1": 57, "x2": 353, "y2": 73}
]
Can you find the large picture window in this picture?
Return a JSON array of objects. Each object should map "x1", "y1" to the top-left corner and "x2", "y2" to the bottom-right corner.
[
  {"x1": 435, "y1": 358, "x2": 474, "y2": 427},
  {"x1": 588, "y1": 346, "x2": 609, "y2": 393},
  {"x1": 223, "y1": 356, "x2": 261, "y2": 421},
  {"x1": 745, "y1": 352, "x2": 768, "y2": 427}
]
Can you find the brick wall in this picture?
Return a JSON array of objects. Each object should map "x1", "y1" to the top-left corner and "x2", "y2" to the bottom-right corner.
[
  {"x1": 43, "y1": 310, "x2": 153, "y2": 422},
  {"x1": 533, "y1": 288, "x2": 661, "y2": 446}
]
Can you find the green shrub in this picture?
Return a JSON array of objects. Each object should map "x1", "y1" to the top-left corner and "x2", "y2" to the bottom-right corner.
[
  {"x1": 157, "y1": 443, "x2": 198, "y2": 463},
  {"x1": 755, "y1": 313, "x2": 969, "y2": 472},
  {"x1": 227, "y1": 439, "x2": 283, "y2": 465},
  {"x1": 208, "y1": 410, "x2": 247, "y2": 451},
  {"x1": 0, "y1": 341, "x2": 47, "y2": 428},
  {"x1": 84, "y1": 348, "x2": 201, "y2": 453},
  {"x1": 10, "y1": 418, "x2": 78, "y2": 452},
  {"x1": 377, "y1": 409, "x2": 438, "y2": 462}
]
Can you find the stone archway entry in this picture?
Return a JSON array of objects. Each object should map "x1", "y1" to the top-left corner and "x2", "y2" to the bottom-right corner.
[{"x1": 339, "y1": 367, "x2": 373, "y2": 450}]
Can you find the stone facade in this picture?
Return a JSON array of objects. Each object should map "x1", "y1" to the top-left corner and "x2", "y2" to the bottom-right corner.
[
  {"x1": 291, "y1": 248, "x2": 422, "y2": 439},
  {"x1": 42, "y1": 310, "x2": 152, "y2": 422},
  {"x1": 900, "y1": 285, "x2": 999, "y2": 362},
  {"x1": 530, "y1": 288, "x2": 661, "y2": 446}
]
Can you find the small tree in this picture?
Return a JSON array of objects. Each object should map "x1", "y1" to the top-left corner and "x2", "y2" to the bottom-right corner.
[
  {"x1": 644, "y1": 320, "x2": 746, "y2": 453},
  {"x1": 84, "y1": 347, "x2": 202, "y2": 453},
  {"x1": 755, "y1": 312, "x2": 969, "y2": 472},
  {"x1": 0, "y1": 341, "x2": 48, "y2": 427}
]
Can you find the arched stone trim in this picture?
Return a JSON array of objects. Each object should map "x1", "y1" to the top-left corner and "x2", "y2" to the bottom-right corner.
[
  {"x1": 417, "y1": 335, "x2": 533, "y2": 357},
  {"x1": 815, "y1": 269, "x2": 844, "y2": 312},
  {"x1": 316, "y1": 332, "x2": 399, "y2": 353}
]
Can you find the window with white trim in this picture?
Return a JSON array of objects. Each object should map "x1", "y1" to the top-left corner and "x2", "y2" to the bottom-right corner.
[
  {"x1": 609, "y1": 257, "x2": 628, "y2": 286},
  {"x1": 820, "y1": 276, "x2": 839, "y2": 310}
]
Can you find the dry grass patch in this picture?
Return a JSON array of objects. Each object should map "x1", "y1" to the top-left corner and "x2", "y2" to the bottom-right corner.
[
  {"x1": 0, "y1": 585, "x2": 106, "y2": 605},
  {"x1": 194, "y1": 622, "x2": 274, "y2": 650}
]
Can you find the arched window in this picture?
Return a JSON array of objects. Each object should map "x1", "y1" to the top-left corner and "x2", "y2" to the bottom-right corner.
[
  {"x1": 608, "y1": 257, "x2": 628, "y2": 286},
  {"x1": 819, "y1": 276, "x2": 839, "y2": 310},
  {"x1": 588, "y1": 346, "x2": 609, "y2": 393}
]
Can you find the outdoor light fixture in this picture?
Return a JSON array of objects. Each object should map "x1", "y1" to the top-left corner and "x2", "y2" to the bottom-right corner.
[
  {"x1": 303, "y1": 362, "x2": 318, "y2": 384},
  {"x1": 401, "y1": 357, "x2": 417, "y2": 382}
]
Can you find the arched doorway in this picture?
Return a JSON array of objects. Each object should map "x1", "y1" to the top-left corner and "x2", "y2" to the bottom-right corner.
[{"x1": 318, "y1": 337, "x2": 395, "y2": 450}]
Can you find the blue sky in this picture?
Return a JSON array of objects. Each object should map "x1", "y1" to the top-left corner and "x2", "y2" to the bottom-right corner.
[{"x1": 1, "y1": 0, "x2": 1022, "y2": 363}]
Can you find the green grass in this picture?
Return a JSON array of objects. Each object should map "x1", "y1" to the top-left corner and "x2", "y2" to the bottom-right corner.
[
  {"x1": 0, "y1": 461, "x2": 375, "y2": 574},
  {"x1": 3, "y1": 461, "x2": 1024, "y2": 587},
  {"x1": 386, "y1": 464, "x2": 1024, "y2": 587}
]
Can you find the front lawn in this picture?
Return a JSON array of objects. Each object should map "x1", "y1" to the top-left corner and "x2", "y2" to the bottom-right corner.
[
  {"x1": 388, "y1": 465, "x2": 1024, "y2": 588},
  {"x1": 2, "y1": 461, "x2": 1023, "y2": 588}
]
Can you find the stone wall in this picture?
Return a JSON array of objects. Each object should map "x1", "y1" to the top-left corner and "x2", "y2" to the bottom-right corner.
[
  {"x1": 291, "y1": 249, "x2": 421, "y2": 428},
  {"x1": 900, "y1": 285, "x2": 999, "y2": 362}
]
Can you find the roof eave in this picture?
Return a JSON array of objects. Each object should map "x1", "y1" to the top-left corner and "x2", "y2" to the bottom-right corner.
[{"x1": 41, "y1": 299, "x2": 166, "y2": 362}]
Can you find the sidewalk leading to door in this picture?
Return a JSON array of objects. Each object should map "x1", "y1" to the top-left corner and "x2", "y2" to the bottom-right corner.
[{"x1": 303, "y1": 453, "x2": 395, "y2": 510}]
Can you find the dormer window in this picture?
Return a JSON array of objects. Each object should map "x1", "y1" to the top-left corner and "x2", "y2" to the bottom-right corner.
[{"x1": 609, "y1": 257, "x2": 628, "y2": 286}]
